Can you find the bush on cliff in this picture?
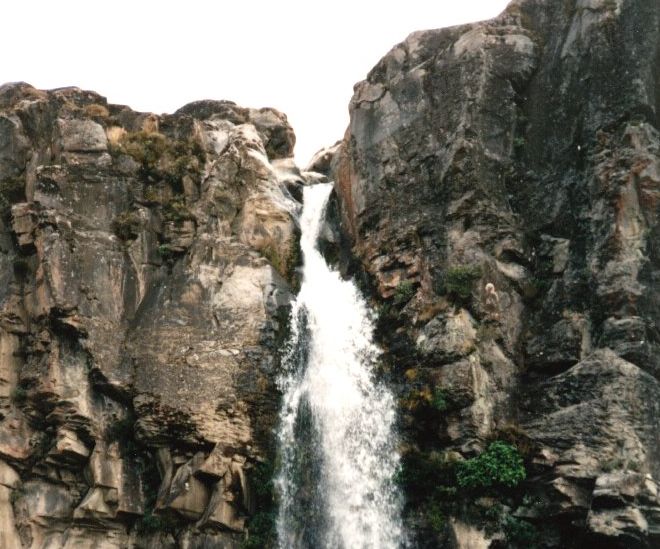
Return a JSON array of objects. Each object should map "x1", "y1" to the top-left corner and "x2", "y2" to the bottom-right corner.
[
  {"x1": 442, "y1": 265, "x2": 482, "y2": 301},
  {"x1": 393, "y1": 280, "x2": 415, "y2": 305},
  {"x1": 456, "y1": 441, "x2": 526, "y2": 490},
  {"x1": 243, "y1": 461, "x2": 277, "y2": 549},
  {"x1": 110, "y1": 130, "x2": 205, "y2": 191}
]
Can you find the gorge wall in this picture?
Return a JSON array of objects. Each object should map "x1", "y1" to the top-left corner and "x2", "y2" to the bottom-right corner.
[
  {"x1": 0, "y1": 83, "x2": 317, "y2": 547},
  {"x1": 327, "y1": 0, "x2": 660, "y2": 547},
  {"x1": 0, "y1": 0, "x2": 659, "y2": 547}
]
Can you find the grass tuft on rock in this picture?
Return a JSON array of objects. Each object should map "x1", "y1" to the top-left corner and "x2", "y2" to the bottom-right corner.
[
  {"x1": 83, "y1": 103, "x2": 110, "y2": 120},
  {"x1": 442, "y1": 265, "x2": 482, "y2": 301}
]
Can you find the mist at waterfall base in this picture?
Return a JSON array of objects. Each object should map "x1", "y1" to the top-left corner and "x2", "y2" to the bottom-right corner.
[{"x1": 275, "y1": 184, "x2": 404, "y2": 548}]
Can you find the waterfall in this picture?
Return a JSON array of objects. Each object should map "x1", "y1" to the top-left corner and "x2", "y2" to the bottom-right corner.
[{"x1": 275, "y1": 183, "x2": 404, "y2": 549}]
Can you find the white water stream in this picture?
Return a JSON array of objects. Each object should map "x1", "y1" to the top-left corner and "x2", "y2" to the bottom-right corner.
[{"x1": 276, "y1": 183, "x2": 404, "y2": 549}]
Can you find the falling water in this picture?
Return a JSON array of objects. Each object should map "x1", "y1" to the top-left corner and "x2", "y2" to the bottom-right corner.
[{"x1": 276, "y1": 183, "x2": 404, "y2": 549}]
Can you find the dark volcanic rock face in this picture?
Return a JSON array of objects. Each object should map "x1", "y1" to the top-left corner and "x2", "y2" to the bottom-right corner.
[
  {"x1": 0, "y1": 83, "x2": 307, "y2": 547},
  {"x1": 335, "y1": 0, "x2": 660, "y2": 547}
]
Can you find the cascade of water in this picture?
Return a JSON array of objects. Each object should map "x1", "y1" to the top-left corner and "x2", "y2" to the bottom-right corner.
[{"x1": 276, "y1": 183, "x2": 404, "y2": 549}]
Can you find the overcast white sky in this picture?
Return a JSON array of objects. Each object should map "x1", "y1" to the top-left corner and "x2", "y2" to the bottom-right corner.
[{"x1": 2, "y1": 0, "x2": 510, "y2": 165}]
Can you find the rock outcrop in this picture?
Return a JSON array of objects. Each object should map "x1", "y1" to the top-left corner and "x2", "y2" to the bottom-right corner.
[
  {"x1": 0, "y1": 83, "x2": 309, "y2": 547},
  {"x1": 334, "y1": 0, "x2": 660, "y2": 547}
]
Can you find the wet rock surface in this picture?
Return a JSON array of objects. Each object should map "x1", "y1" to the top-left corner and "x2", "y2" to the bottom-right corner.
[
  {"x1": 0, "y1": 83, "x2": 307, "y2": 547},
  {"x1": 334, "y1": 0, "x2": 660, "y2": 547}
]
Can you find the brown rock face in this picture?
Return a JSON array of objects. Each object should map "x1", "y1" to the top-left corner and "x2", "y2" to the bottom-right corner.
[
  {"x1": 0, "y1": 83, "x2": 306, "y2": 547},
  {"x1": 334, "y1": 0, "x2": 660, "y2": 547}
]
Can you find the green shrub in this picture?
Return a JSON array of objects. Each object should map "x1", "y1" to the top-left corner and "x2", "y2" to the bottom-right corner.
[
  {"x1": 132, "y1": 446, "x2": 184, "y2": 535},
  {"x1": 116, "y1": 131, "x2": 167, "y2": 172},
  {"x1": 400, "y1": 386, "x2": 433, "y2": 412},
  {"x1": 443, "y1": 265, "x2": 482, "y2": 300},
  {"x1": 135, "y1": 512, "x2": 162, "y2": 533},
  {"x1": 261, "y1": 240, "x2": 301, "y2": 287},
  {"x1": 157, "y1": 244, "x2": 174, "y2": 258},
  {"x1": 456, "y1": 441, "x2": 526, "y2": 490},
  {"x1": 378, "y1": 302, "x2": 392, "y2": 320},
  {"x1": 83, "y1": 103, "x2": 110, "y2": 119},
  {"x1": 261, "y1": 244, "x2": 284, "y2": 273},
  {"x1": 243, "y1": 511, "x2": 276, "y2": 549},
  {"x1": 243, "y1": 461, "x2": 276, "y2": 549},
  {"x1": 432, "y1": 388, "x2": 449, "y2": 412},
  {"x1": 135, "y1": 511, "x2": 180, "y2": 535},
  {"x1": 144, "y1": 186, "x2": 164, "y2": 204},
  {"x1": 393, "y1": 280, "x2": 415, "y2": 306},
  {"x1": 251, "y1": 462, "x2": 275, "y2": 501},
  {"x1": 395, "y1": 450, "x2": 459, "y2": 535},
  {"x1": 10, "y1": 386, "x2": 27, "y2": 404},
  {"x1": 503, "y1": 515, "x2": 539, "y2": 547},
  {"x1": 426, "y1": 500, "x2": 446, "y2": 533},
  {"x1": 395, "y1": 451, "x2": 457, "y2": 500},
  {"x1": 523, "y1": 277, "x2": 551, "y2": 300}
]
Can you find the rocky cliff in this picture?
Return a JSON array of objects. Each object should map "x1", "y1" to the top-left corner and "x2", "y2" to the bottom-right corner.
[
  {"x1": 1, "y1": 0, "x2": 659, "y2": 548},
  {"x1": 0, "y1": 83, "x2": 319, "y2": 548},
  {"x1": 330, "y1": 0, "x2": 660, "y2": 547}
]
